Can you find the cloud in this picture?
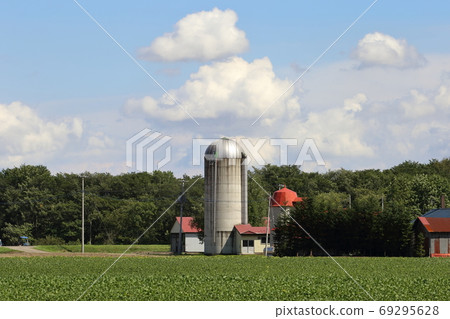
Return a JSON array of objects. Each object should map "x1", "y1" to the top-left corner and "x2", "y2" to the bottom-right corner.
[
  {"x1": 0, "y1": 101, "x2": 82, "y2": 166},
  {"x1": 344, "y1": 93, "x2": 367, "y2": 112},
  {"x1": 124, "y1": 56, "x2": 300, "y2": 125},
  {"x1": 352, "y1": 32, "x2": 425, "y2": 68},
  {"x1": 400, "y1": 89, "x2": 435, "y2": 118},
  {"x1": 88, "y1": 132, "x2": 114, "y2": 149},
  {"x1": 294, "y1": 93, "x2": 375, "y2": 158},
  {"x1": 138, "y1": 8, "x2": 249, "y2": 62},
  {"x1": 122, "y1": 53, "x2": 450, "y2": 174},
  {"x1": 435, "y1": 85, "x2": 450, "y2": 109},
  {"x1": 365, "y1": 84, "x2": 450, "y2": 161}
]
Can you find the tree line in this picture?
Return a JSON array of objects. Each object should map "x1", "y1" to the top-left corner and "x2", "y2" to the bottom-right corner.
[
  {"x1": 0, "y1": 166, "x2": 203, "y2": 245},
  {"x1": 266, "y1": 160, "x2": 450, "y2": 257},
  {"x1": 0, "y1": 158, "x2": 449, "y2": 255}
]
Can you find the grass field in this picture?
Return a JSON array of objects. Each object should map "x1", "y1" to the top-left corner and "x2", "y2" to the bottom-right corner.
[
  {"x1": 0, "y1": 247, "x2": 15, "y2": 254},
  {"x1": 34, "y1": 244, "x2": 170, "y2": 253},
  {"x1": 0, "y1": 256, "x2": 448, "y2": 301}
]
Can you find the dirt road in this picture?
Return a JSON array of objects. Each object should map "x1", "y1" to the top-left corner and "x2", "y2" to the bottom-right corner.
[
  {"x1": 0, "y1": 246, "x2": 171, "y2": 257},
  {"x1": 4, "y1": 246, "x2": 49, "y2": 254}
]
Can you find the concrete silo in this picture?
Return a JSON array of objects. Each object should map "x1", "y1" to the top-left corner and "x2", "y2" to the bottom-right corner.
[{"x1": 204, "y1": 138, "x2": 248, "y2": 255}]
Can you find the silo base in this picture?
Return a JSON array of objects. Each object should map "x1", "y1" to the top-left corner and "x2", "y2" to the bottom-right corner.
[{"x1": 204, "y1": 231, "x2": 234, "y2": 255}]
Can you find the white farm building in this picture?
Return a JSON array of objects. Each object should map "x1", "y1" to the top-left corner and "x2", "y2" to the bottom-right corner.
[{"x1": 170, "y1": 217, "x2": 204, "y2": 253}]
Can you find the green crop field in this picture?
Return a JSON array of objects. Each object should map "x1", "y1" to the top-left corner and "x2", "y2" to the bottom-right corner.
[{"x1": 0, "y1": 256, "x2": 448, "y2": 301}]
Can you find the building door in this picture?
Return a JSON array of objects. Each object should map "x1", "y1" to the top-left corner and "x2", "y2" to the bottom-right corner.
[
  {"x1": 248, "y1": 240, "x2": 254, "y2": 254},
  {"x1": 242, "y1": 240, "x2": 254, "y2": 254},
  {"x1": 439, "y1": 238, "x2": 447, "y2": 254},
  {"x1": 434, "y1": 238, "x2": 440, "y2": 254}
]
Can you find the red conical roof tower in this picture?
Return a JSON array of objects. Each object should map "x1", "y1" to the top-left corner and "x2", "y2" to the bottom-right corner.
[{"x1": 270, "y1": 186, "x2": 303, "y2": 207}]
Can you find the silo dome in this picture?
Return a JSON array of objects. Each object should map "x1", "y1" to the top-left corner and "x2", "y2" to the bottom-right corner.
[
  {"x1": 204, "y1": 137, "x2": 246, "y2": 160},
  {"x1": 204, "y1": 138, "x2": 248, "y2": 255}
]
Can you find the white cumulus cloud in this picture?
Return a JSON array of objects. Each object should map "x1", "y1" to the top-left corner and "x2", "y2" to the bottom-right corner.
[
  {"x1": 0, "y1": 101, "x2": 82, "y2": 166},
  {"x1": 435, "y1": 85, "x2": 450, "y2": 109},
  {"x1": 125, "y1": 56, "x2": 300, "y2": 125},
  {"x1": 353, "y1": 32, "x2": 425, "y2": 68},
  {"x1": 293, "y1": 93, "x2": 374, "y2": 158},
  {"x1": 344, "y1": 93, "x2": 367, "y2": 112},
  {"x1": 88, "y1": 132, "x2": 114, "y2": 149},
  {"x1": 138, "y1": 8, "x2": 249, "y2": 62},
  {"x1": 401, "y1": 89, "x2": 435, "y2": 118}
]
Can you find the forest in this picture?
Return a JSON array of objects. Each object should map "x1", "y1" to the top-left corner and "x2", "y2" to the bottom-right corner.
[{"x1": 0, "y1": 158, "x2": 449, "y2": 256}]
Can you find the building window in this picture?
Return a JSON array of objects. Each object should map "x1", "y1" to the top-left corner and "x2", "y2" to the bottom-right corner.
[
  {"x1": 260, "y1": 235, "x2": 270, "y2": 244},
  {"x1": 243, "y1": 240, "x2": 254, "y2": 247}
]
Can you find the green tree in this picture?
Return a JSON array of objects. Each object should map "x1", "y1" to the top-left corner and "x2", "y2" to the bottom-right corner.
[
  {"x1": 408, "y1": 174, "x2": 449, "y2": 214},
  {"x1": 247, "y1": 171, "x2": 270, "y2": 226},
  {"x1": 413, "y1": 231, "x2": 426, "y2": 257},
  {"x1": 1, "y1": 222, "x2": 33, "y2": 245}
]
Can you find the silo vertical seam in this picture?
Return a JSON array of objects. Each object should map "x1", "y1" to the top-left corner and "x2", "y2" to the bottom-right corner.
[{"x1": 213, "y1": 156, "x2": 217, "y2": 244}]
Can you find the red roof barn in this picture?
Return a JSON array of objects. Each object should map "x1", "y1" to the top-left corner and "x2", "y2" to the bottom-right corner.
[
  {"x1": 414, "y1": 208, "x2": 450, "y2": 257},
  {"x1": 170, "y1": 217, "x2": 203, "y2": 254}
]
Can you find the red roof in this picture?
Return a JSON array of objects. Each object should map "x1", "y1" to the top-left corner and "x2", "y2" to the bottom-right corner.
[
  {"x1": 234, "y1": 224, "x2": 269, "y2": 235},
  {"x1": 418, "y1": 217, "x2": 450, "y2": 232},
  {"x1": 175, "y1": 217, "x2": 201, "y2": 233},
  {"x1": 271, "y1": 187, "x2": 303, "y2": 207}
]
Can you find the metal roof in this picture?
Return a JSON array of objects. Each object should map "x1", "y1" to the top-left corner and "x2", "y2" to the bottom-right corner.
[
  {"x1": 421, "y1": 208, "x2": 450, "y2": 218},
  {"x1": 418, "y1": 217, "x2": 450, "y2": 232},
  {"x1": 175, "y1": 217, "x2": 201, "y2": 233},
  {"x1": 271, "y1": 186, "x2": 303, "y2": 207},
  {"x1": 234, "y1": 224, "x2": 268, "y2": 235},
  {"x1": 204, "y1": 138, "x2": 246, "y2": 160}
]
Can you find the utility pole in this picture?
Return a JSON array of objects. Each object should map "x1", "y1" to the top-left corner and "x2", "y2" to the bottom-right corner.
[
  {"x1": 264, "y1": 196, "x2": 271, "y2": 257},
  {"x1": 81, "y1": 176, "x2": 85, "y2": 254},
  {"x1": 348, "y1": 194, "x2": 352, "y2": 209},
  {"x1": 177, "y1": 180, "x2": 185, "y2": 255}
]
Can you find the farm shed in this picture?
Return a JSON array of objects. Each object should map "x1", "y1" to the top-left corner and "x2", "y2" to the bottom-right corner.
[
  {"x1": 414, "y1": 208, "x2": 450, "y2": 257},
  {"x1": 170, "y1": 217, "x2": 203, "y2": 253},
  {"x1": 233, "y1": 224, "x2": 270, "y2": 255}
]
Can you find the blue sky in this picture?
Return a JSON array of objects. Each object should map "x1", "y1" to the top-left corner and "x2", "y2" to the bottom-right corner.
[{"x1": 1, "y1": 1, "x2": 450, "y2": 176}]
